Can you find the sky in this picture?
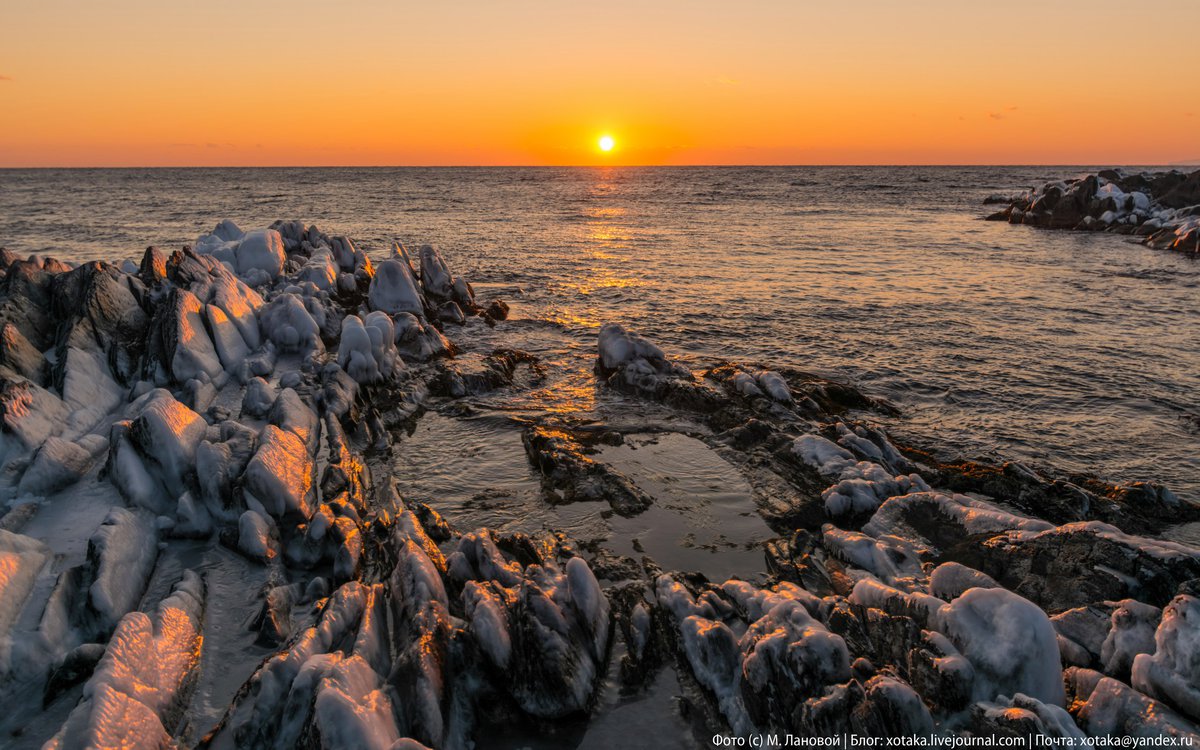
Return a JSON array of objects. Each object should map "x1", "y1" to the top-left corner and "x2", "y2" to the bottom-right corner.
[{"x1": 1, "y1": 0, "x2": 1197, "y2": 167}]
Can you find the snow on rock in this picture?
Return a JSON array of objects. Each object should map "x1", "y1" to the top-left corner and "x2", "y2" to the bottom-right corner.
[
  {"x1": 243, "y1": 424, "x2": 315, "y2": 520},
  {"x1": 46, "y1": 571, "x2": 205, "y2": 750},
  {"x1": 1131, "y1": 594, "x2": 1200, "y2": 722},
  {"x1": 368, "y1": 258, "x2": 424, "y2": 316},
  {"x1": 17, "y1": 435, "x2": 94, "y2": 496},
  {"x1": 259, "y1": 292, "x2": 323, "y2": 354},
  {"x1": 86, "y1": 507, "x2": 159, "y2": 635},
  {"x1": 935, "y1": 587, "x2": 1065, "y2": 706}
]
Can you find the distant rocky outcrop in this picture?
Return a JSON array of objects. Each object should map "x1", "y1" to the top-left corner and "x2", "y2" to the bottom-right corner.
[{"x1": 986, "y1": 168, "x2": 1200, "y2": 255}]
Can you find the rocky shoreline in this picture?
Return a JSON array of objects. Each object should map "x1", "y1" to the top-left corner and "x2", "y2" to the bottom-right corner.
[
  {"x1": 985, "y1": 167, "x2": 1200, "y2": 254},
  {"x1": 0, "y1": 219, "x2": 1197, "y2": 748}
]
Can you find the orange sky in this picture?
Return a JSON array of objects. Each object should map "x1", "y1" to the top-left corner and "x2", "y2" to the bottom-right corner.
[{"x1": 1, "y1": 0, "x2": 1197, "y2": 166}]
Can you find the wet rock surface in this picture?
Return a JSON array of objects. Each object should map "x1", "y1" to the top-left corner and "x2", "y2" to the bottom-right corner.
[{"x1": 0, "y1": 219, "x2": 1196, "y2": 749}]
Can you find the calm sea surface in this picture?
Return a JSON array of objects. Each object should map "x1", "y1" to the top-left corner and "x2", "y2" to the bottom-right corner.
[{"x1": 1, "y1": 166, "x2": 1197, "y2": 501}]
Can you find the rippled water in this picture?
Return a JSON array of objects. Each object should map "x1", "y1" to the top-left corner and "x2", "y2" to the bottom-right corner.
[{"x1": 1, "y1": 166, "x2": 1197, "y2": 501}]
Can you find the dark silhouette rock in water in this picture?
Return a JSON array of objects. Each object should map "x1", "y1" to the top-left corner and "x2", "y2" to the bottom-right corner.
[{"x1": 988, "y1": 167, "x2": 1200, "y2": 255}]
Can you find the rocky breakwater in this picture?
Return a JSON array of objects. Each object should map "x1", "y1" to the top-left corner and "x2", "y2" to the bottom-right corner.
[
  {"x1": 0, "y1": 218, "x2": 1196, "y2": 748},
  {"x1": 985, "y1": 168, "x2": 1200, "y2": 254}
]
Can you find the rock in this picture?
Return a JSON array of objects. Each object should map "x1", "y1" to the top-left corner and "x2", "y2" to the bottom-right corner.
[
  {"x1": 1101, "y1": 599, "x2": 1162, "y2": 678},
  {"x1": 46, "y1": 572, "x2": 205, "y2": 750},
  {"x1": 18, "y1": 436, "x2": 93, "y2": 496},
  {"x1": 1131, "y1": 595, "x2": 1200, "y2": 722},
  {"x1": 368, "y1": 258, "x2": 424, "y2": 316},
  {"x1": 484, "y1": 299, "x2": 510, "y2": 321},
  {"x1": 937, "y1": 587, "x2": 1065, "y2": 706},
  {"x1": 522, "y1": 424, "x2": 652, "y2": 515},
  {"x1": 0, "y1": 322, "x2": 46, "y2": 383},
  {"x1": 243, "y1": 425, "x2": 315, "y2": 520}
]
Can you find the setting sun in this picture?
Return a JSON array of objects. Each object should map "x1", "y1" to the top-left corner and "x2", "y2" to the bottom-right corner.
[{"x1": 598, "y1": 135, "x2": 615, "y2": 153}]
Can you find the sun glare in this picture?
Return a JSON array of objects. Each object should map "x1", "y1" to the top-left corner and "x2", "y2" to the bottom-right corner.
[{"x1": 598, "y1": 135, "x2": 615, "y2": 153}]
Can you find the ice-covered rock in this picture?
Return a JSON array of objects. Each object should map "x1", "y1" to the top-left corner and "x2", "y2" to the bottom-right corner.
[
  {"x1": 417, "y1": 245, "x2": 454, "y2": 301},
  {"x1": 1100, "y1": 599, "x2": 1161, "y2": 678},
  {"x1": 194, "y1": 224, "x2": 287, "y2": 281},
  {"x1": 971, "y1": 693, "x2": 1085, "y2": 739},
  {"x1": 862, "y1": 491, "x2": 1053, "y2": 551},
  {"x1": 85, "y1": 507, "x2": 159, "y2": 635},
  {"x1": 147, "y1": 288, "x2": 225, "y2": 385},
  {"x1": 17, "y1": 435, "x2": 94, "y2": 496},
  {"x1": 0, "y1": 530, "x2": 50, "y2": 640},
  {"x1": 237, "y1": 509, "x2": 278, "y2": 563},
  {"x1": 792, "y1": 434, "x2": 855, "y2": 476},
  {"x1": 392, "y1": 312, "x2": 452, "y2": 362},
  {"x1": 822, "y1": 525, "x2": 925, "y2": 589},
  {"x1": 928, "y1": 562, "x2": 999, "y2": 600},
  {"x1": 821, "y1": 460, "x2": 929, "y2": 520},
  {"x1": 1131, "y1": 595, "x2": 1200, "y2": 722},
  {"x1": 244, "y1": 424, "x2": 315, "y2": 520},
  {"x1": 368, "y1": 258, "x2": 423, "y2": 316},
  {"x1": 936, "y1": 587, "x2": 1065, "y2": 706},
  {"x1": 241, "y1": 377, "x2": 275, "y2": 418},
  {"x1": 338, "y1": 313, "x2": 403, "y2": 384},
  {"x1": 45, "y1": 571, "x2": 205, "y2": 750},
  {"x1": 259, "y1": 293, "x2": 323, "y2": 354},
  {"x1": 1072, "y1": 669, "x2": 1200, "y2": 740},
  {"x1": 0, "y1": 322, "x2": 46, "y2": 383}
]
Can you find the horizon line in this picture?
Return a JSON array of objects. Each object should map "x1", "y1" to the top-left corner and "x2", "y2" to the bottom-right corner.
[{"x1": 0, "y1": 162, "x2": 1194, "y2": 170}]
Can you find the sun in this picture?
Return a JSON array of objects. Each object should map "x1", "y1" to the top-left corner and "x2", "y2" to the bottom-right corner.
[{"x1": 598, "y1": 135, "x2": 615, "y2": 153}]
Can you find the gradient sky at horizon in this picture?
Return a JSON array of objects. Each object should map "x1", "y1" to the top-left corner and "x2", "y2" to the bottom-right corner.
[{"x1": 1, "y1": 0, "x2": 1197, "y2": 167}]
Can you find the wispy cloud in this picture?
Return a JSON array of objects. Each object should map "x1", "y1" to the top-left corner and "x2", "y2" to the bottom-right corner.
[
  {"x1": 713, "y1": 75, "x2": 739, "y2": 85},
  {"x1": 0, "y1": 75, "x2": 13, "y2": 82},
  {"x1": 988, "y1": 106, "x2": 1019, "y2": 120}
]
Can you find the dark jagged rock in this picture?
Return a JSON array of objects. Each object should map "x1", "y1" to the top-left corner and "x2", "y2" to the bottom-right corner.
[
  {"x1": 522, "y1": 423, "x2": 652, "y2": 515},
  {"x1": 965, "y1": 523, "x2": 1200, "y2": 612}
]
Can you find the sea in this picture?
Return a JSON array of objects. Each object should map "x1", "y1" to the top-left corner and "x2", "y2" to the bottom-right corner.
[{"x1": 1, "y1": 165, "x2": 1197, "y2": 504}]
